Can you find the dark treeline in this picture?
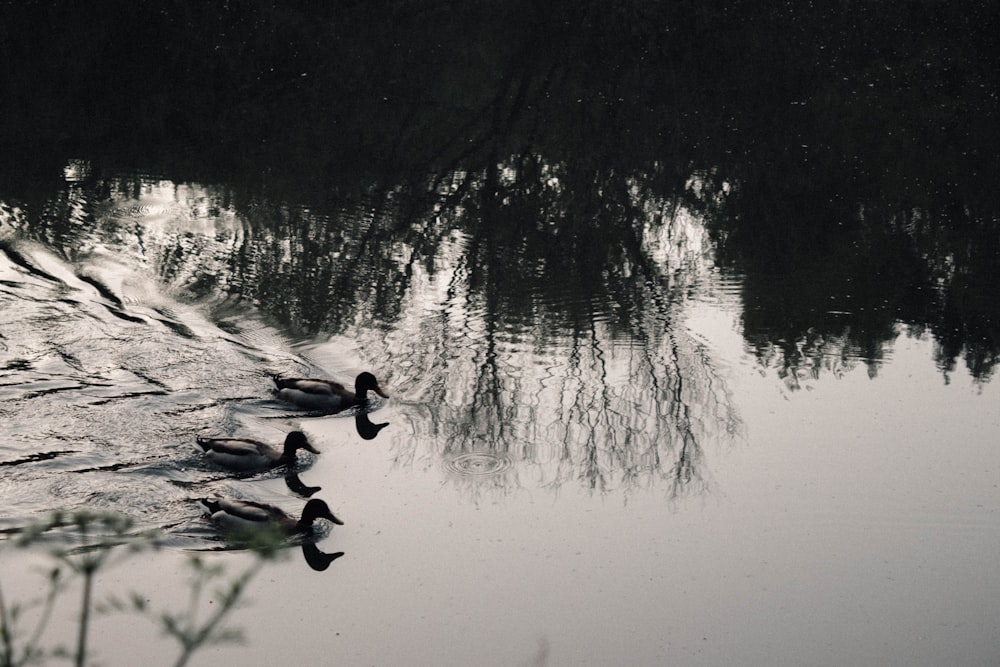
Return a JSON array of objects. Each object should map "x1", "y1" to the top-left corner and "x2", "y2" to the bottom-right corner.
[{"x1": 2, "y1": 0, "x2": 998, "y2": 380}]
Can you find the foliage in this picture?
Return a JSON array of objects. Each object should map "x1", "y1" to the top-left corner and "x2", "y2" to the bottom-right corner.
[{"x1": 0, "y1": 511, "x2": 275, "y2": 667}]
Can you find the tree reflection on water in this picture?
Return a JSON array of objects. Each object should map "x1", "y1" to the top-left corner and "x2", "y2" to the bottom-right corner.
[
  {"x1": 371, "y1": 158, "x2": 741, "y2": 497},
  {"x1": 2, "y1": 0, "x2": 998, "y2": 495},
  {"x1": 2, "y1": 155, "x2": 742, "y2": 497}
]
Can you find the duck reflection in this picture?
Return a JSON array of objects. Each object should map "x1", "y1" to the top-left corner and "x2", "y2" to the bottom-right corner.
[
  {"x1": 283, "y1": 412, "x2": 387, "y2": 495},
  {"x1": 355, "y1": 411, "x2": 389, "y2": 440},
  {"x1": 284, "y1": 470, "x2": 322, "y2": 497},
  {"x1": 184, "y1": 468, "x2": 321, "y2": 499},
  {"x1": 301, "y1": 542, "x2": 344, "y2": 571}
]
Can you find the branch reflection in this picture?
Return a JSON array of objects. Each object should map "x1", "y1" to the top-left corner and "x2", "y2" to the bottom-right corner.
[{"x1": 372, "y1": 162, "x2": 742, "y2": 498}]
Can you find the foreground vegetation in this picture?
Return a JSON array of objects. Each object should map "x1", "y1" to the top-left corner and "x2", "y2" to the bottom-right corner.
[{"x1": 0, "y1": 511, "x2": 280, "y2": 667}]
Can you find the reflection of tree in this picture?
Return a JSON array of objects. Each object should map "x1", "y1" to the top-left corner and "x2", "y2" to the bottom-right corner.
[
  {"x1": 2, "y1": 0, "x2": 998, "y2": 508},
  {"x1": 3, "y1": 1, "x2": 997, "y2": 385},
  {"x1": 707, "y1": 173, "x2": 1000, "y2": 385},
  {"x1": 2, "y1": 156, "x2": 743, "y2": 497},
  {"x1": 363, "y1": 163, "x2": 741, "y2": 498}
]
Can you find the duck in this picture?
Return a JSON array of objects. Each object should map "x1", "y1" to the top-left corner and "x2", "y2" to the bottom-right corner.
[
  {"x1": 201, "y1": 497, "x2": 343, "y2": 536},
  {"x1": 196, "y1": 431, "x2": 319, "y2": 471},
  {"x1": 273, "y1": 371, "x2": 389, "y2": 412}
]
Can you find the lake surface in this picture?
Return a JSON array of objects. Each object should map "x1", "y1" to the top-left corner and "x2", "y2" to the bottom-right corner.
[
  {"x1": 1, "y1": 168, "x2": 997, "y2": 666},
  {"x1": 2, "y1": 4, "x2": 999, "y2": 664}
]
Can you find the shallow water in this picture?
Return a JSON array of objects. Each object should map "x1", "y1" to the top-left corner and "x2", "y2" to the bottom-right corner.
[{"x1": 1, "y1": 171, "x2": 998, "y2": 666}]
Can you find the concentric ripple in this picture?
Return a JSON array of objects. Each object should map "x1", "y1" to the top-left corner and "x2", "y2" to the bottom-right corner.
[{"x1": 444, "y1": 452, "x2": 512, "y2": 477}]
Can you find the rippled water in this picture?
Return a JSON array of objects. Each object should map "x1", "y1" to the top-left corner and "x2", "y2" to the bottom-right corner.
[
  {"x1": 1, "y1": 170, "x2": 998, "y2": 666},
  {"x1": 1, "y1": 173, "x2": 728, "y2": 545},
  {"x1": 0, "y1": 238, "x2": 304, "y2": 535},
  {"x1": 445, "y1": 452, "x2": 513, "y2": 477}
]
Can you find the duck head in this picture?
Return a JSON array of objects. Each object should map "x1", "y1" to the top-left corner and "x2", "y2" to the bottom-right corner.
[
  {"x1": 356, "y1": 372, "x2": 389, "y2": 399},
  {"x1": 284, "y1": 430, "x2": 320, "y2": 455},
  {"x1": 301, "y1": 498, "x2": 344, "y2": 527}
]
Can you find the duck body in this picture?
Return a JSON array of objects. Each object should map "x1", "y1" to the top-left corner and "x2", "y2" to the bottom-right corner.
[
  {"x1": 274, "y1": 371, "x2": 388, "y2": 412},
  {"x1": 201, "y1": 497, "x2": 343, "y2": 536},
  {"x1": 196, "y1": 431, "x2": 318, "y2": 471}
]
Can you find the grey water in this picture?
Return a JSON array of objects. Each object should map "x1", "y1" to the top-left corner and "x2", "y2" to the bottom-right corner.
[
  {"x1": 2, "y1": 3, "x2": 999, "y2": 665},
  {"x1": 1, "y1": 168, "x2": 997, "y2": 667}
]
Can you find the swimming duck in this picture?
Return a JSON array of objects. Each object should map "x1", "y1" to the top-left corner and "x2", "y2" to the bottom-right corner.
[
  {"x1": 201, "y1": 497, "x2": 343, "y2": 535},
  {"x1": 273, "y1": 371, "x2": 389, "y2": 411},
  {"x1": 196, "y1": 431, "x2": 319, "y2": 471}
]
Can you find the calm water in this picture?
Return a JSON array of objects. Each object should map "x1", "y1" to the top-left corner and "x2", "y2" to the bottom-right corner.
[{"x1": 1, "y1": 168, "x2": 997, "y2": 666}]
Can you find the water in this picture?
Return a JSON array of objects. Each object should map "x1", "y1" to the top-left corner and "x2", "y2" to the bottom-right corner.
[{"x1": 1, "y1": 170, "x2": 998, "y2": 666}]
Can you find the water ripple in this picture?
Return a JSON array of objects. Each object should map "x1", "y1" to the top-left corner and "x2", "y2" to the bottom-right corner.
[
  {"x1": 0, "y1": 238, "x2": 320, "y2": 542},
  {"x1": 444, "y1": 452, "x2": 512, "y2": 477}
]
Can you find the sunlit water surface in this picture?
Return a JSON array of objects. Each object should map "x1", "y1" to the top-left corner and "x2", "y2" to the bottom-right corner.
[{"x1": 1, "y1": 176, "x2": 998, "y2": 666}]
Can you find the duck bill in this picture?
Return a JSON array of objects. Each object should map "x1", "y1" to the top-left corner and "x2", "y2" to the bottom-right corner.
[
  {"x1": 328, "y1": 514, "x2": 345, "y2": 525},
  {"x1": 374, "y1": 385, "x2": 389, "y2": 399}
]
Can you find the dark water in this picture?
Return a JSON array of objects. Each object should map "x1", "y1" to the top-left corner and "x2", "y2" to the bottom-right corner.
[{"x1": 2, "y1": 3, "x2": 999, "y2": 665}]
